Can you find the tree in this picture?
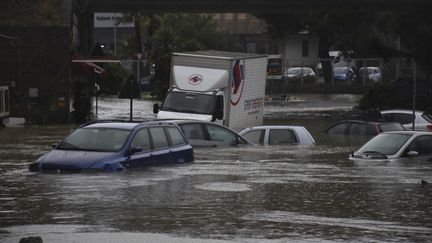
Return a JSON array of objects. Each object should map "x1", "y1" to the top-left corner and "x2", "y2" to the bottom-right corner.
[
  {"x1": 0, "y1": 0, "x2": 63, "y2": 26},
  {"x1": 256, "y1": 10, "x2": 432, "y2": 76}
]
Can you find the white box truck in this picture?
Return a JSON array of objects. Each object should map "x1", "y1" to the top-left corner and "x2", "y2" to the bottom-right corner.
[{"x1": 153, "y1": 50, "x2": 267, "y2": 131}]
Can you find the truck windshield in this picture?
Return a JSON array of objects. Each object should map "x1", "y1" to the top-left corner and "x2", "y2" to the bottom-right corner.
[{"x1": 162, "y1": 91, "x2": 215, "y2": 115}]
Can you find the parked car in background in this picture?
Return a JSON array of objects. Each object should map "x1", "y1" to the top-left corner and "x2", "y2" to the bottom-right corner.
[
  {"x1": 350, "y1": 131, "x2": 432, "y2": 161},
  {"x1": 333, "y1": 67, "x2": 355, "y2": 83},
  {"x1": 358, "y1": 67, "x2": 382, "y2": 82},
  {"x1": 29, "y1": 120, "x2": 194, "y2": 173},
  {"x1": 324, "y1": 120, "x2": 405, "y2": 137},
  {"x1": 380, "y1": 109, "x2": 432, "y2": 131},
  {"x1": 170, "y1": 120, "x2": 251, "y2": 147},
  {"x1": 283, "y1": 67, "x2": 317, "y2": 84},
  {"x1": 239, "y1": 125, "x2": 315, "y2": 145}
]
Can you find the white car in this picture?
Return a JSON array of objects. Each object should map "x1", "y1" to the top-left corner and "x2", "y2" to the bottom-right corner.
[
  {"x1": 283, "y1": 67, "x2": 317, "y2": 84},
  {"x1": 350, "y1": 131, "x2": 432, "y2": 161},
  {"x1": 239, "y1": 125, "x2": 315, "y2": 146},
  {"x1": 380, "y1": 109, "x2": 432, "y2": 131},
  {"x1": 359, "y1": 67, "x2": 382, "y2": 82}
]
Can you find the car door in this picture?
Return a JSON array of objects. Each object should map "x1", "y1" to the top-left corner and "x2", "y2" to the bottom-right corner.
[
  {"x1": 125, "y1": 128, "x2": 155, "y2": 168},
  {"x1": 179, "y1": 123, "x2": 211, "y2": 147},
  {"x1": 165, "y1": 126, "x2": 193, "y2": 164},
  {"x1": 325, "y1": 122, "x2": 349, "y2": 135},
  {"x1": 405, "y1": 135, "x2": 432, "y2": 157},
  {"x1": 205, "y1": 123, "x2": 245, "y2": 147},
  {"x1": 267, "y1": 128, "x2": 298, "y2": 145},
  {"x1": 241, "y1": 129, "x2": 265, "y2": 145},
  {"x1": 148, "y1": 127, "x2": 172, "y2": 165}
]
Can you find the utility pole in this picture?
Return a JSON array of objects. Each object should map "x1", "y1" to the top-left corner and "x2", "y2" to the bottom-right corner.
[{"x1": 412, "y1": 59, "x2": 417, "y2": 131}]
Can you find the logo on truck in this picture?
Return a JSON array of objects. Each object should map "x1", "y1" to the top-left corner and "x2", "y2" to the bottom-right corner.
[
  {"x1": 230, "y1": 60, "x2": 245, "y2": 106},
  {"x1": 188, "y1": 74, "x2": 203, "y2": 85}
]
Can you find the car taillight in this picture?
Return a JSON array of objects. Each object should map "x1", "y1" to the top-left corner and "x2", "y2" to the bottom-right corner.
[{"x1": 427, "y1": 124, "x2": 432, "y2": 132}]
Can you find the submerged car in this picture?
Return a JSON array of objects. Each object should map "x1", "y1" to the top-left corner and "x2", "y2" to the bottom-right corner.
[
  {"x1": 358, "y1": 67, "x2": 382, "y2": 82},
  {"x1": 333, "y1": 67, "x2": 355, "y2": 83},
  {"x1": 169, "y1": 120, "x2": 251, "y2": 147},
  {"x1": 324, "y1": 120, "x2": 405, "y2": 137},
  {"x1": 350, "y1": 131, "x2": 432, "y2": 161},
  {"x1": 239, "y1": 125, "x2": 315, "y2": 145},
  {"x1": 380, "y1": 109, "x2": 432, "y2": 132},
  {"x1": 283, "y1": 67, "x2": 317, "y2": 84},
  {"x1": 29, "y1": 120, "x2": 194, "y2": 173}
]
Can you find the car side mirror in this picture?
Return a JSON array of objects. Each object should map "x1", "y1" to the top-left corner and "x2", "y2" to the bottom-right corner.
[
  {"x1": 153, "y1": 103, "x2": 159, "y2": 114},
  {"x1": 52, "y1": 143, "x2": 59, "y2": 149},
  {"x1": 129, "y1": 146, "x2": 143, "y2": 155},
  {"x1": 406, "y1": 151, "x2": 419, "y2": 157}
]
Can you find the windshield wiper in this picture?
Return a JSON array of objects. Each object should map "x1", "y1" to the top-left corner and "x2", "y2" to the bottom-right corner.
[
  {"x1": 163, "y1": 107, "x2": 181, "y2": 112},
  {"x1": 179, "y1": 109, "x2": 200, "y2": 114},
  {"x1": 361, "y1": 151, "x2": 388, "y2": 159}
]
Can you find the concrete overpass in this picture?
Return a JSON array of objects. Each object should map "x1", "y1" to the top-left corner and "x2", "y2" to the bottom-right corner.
[{"x1": 87, "y1": 0, "x2": 431, "y2": 12}]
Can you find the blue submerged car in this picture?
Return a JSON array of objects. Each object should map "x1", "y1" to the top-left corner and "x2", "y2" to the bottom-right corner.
[{"x1": 29, "y1": 120, "x2": 194, "y2": 173}]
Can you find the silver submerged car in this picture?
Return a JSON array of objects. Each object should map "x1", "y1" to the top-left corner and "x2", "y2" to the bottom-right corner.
[
  {"x1": 239, "y1": 125, "x2": 315, "y2": 145},
  {"x1": 350, "y1": 131, "x2": 432, "y2": 161}
]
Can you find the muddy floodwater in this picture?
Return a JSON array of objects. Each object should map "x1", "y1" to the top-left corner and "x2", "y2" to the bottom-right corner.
[{"x1": 1, "y1": 95, "x2": 432, "y2": 243}]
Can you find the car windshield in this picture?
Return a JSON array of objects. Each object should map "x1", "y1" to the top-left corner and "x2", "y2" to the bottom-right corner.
[
  {"x1": 288, "y1": 68, "x2": 302, "y2": 75},
  {"x1": 162, "y1": 91, "x2": 216, "y2": 115},
  {"x1": 356, "y1": 133, "x2": 412, "y2": 155},
  {"x1": 333, "y1": 67, "x2": 349, "y2": 74},
  {"x1": 57, "y1": 128, "x2": 131, "y2": 152}
]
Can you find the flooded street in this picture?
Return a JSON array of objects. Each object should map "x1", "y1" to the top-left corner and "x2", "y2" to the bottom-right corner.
[{"x1": 1, "y1": 95, "x2": 432, "y2": 243}]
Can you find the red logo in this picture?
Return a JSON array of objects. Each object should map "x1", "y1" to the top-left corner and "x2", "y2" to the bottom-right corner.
[
  {"x1": 188, "y1": 74, "x2": 203, "y2": 85},
  {"x1": 230, "y1": 60, "x2": 245, "y2": 106}
]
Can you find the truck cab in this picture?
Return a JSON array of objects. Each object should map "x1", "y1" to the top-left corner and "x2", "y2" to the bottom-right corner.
[{"x1": 154, "y1": 88, "x2": 224, "y2": 123}]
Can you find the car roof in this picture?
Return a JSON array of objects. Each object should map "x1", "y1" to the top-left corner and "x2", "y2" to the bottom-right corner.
[
  {"x1": 380, "y1": 109, "x2": 425, "y2": 114},
  {"x1": 329, "y1": 120, "x2": 394, "y2": 125},
  {"x1": 80, "y1": 120, "x2": 177, "y2": 130},
  {"x1": 241, "y1": 125, "x2": 307, "y2": 130},
  {"x1": 380, "y1": 130, "x2": 431, "y2": 136}
]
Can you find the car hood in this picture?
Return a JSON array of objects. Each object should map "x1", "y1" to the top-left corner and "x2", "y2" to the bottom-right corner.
[{"x1": 37, "y1": 149, "x2": 116, "y2": 171}]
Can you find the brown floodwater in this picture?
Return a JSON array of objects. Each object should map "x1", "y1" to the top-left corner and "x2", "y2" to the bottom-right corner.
[{"x1": 1, "y1": 95, "x2": 431, "y2": 243}]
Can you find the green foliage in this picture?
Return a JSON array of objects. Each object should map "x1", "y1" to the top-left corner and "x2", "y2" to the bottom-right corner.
[
  {"x1": 0, "y1": 0, "x2": 64, "y2": 26},
  {"x1": 357, "y1": 81, "x2": 401, "y2": 111},
  {"x1": 98, "y1": 64, "x2": 128, "y2": 95},
  {"x1": 257, "y1": 10, "x2": 432, "y2": 76}
]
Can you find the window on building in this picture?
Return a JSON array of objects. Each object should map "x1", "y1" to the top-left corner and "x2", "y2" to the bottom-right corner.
[
  {"x1": 224, "y1": 13, "x2": 234, "y2": 20},
  {"x1": 302, "y1": 40, "x2": 309, "y2": 57},
  {"x1": 237, "y1": 13, "x2": 248, "y2": 20}
]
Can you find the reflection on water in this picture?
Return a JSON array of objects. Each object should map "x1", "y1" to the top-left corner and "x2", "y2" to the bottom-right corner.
[{"x1": 1, "y1": 96, "x2": 432, "y2": 242}]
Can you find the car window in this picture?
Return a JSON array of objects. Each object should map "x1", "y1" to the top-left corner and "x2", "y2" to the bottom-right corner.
[
  {"x1": 149, "y1": 127, "x2": 169, "y2": 149},
  {"x1": 382, "y1": 113, "x2": 394, "y2": 122},
  {"x1": 180, "y1": 123, "x2": 205, "y2": 140},
  {"x1": 268, "y1": 129, "x2": 298, "y2": 145},
  {"x1": 131, "y1": 128, "x2": 151, "y2": 151},
  {"x1": 407, "y1": 135, "x2": 432, "y2": 155},
  {"x1": 206, "y1": 124, "x2": 238, "y2": 145},
  {"x1": 326, "y1": 123, "x2": 347, "y2": 135},
  {"x1": 58, "y1": 128, "x2": 131, "y2": 152},
  {"x1": 242, "y1": 129, "x2": 265, "y2": 145},
  {"x1": 348, "y1": 123, "x2": 367, "y2": 136},
  {"x1": 379, "y1": 123, "x2": 405, "y2": 132},
  {"x1": 422, "y1": 113, "x2": 432, "y2": 123},
  {"x1": 166, "y1": 127, "x2": 186, "y2": 146},
  {"x1": 393, "y1": 113, "x2": 414, "y2": 124}
]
